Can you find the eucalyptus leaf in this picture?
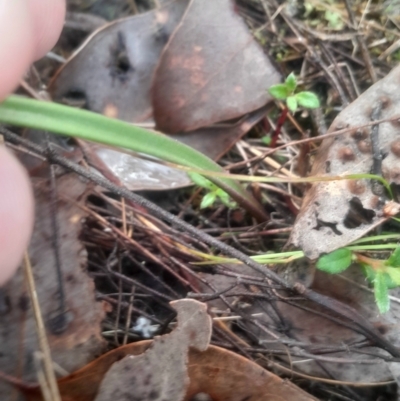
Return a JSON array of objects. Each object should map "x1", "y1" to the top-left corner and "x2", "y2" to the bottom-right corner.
[{"x1": 316, "y1": 248, "x2": 352, "y2": 274}]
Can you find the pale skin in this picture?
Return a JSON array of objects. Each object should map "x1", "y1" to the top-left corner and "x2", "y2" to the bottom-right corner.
[{"x1": 0, "y1": 0, "x2": 65, "y2": 284}]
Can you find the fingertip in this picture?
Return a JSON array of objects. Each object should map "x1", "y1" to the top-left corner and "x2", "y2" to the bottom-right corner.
[
  {"x1": 0, "y1": 146, "x2": 34, "y2": 285},
  {"x1": 28, "y1": 0, "x2": 66, "y2": 59},
  {"x1": 0, "y1": 0, "x2": 36, "y2": 99}
]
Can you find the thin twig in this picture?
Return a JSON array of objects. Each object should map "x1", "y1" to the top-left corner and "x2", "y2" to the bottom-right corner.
[{"x1": 23, "y1": 252, "x2": 61, "y2": 401}]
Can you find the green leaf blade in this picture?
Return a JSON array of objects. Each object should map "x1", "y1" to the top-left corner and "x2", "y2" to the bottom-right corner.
[
  {"x1": 386, "y1": 246, "x2": 400, "y2": 267},
  {"x1": 386, "y1": 267, "x2": 400, "y2": 286},
  {"x1": 200, "y1": 192, "x2": 217, "y2": 209},
  {"x1": 295, "y1": 91, "x2": 320, "y2": 109},
  {"x1": 285, "y1": 73, "x2": 297, "y2": 93},
  {"x1": 316, "y1": 248, "x2": 352, "y2": 274},
  {"x1": 188, "y1": 172, "x2": 215, "y2": 190},
  {"x1": 0, "y1": 95, "x2": 267, "y2": 221},
  {"x1": 374, "y1": 272, "x2": 390, "y2": 313},
  {"x1": 286, "y1": 96, "x2": 298, "y2": 113},
  {"x1": 268, "y1": 84, "x2": 289, "y2": 100}
]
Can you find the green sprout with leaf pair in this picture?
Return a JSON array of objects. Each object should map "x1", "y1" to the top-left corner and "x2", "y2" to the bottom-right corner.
[
  {"x1": 265, "y1": 73, "x2": 320, "y2": 147},
  {"x1": 317, "y1": 246, "x2": 400, "y2": 314},
  {"x1": 268, "y1": 72, "x2": 320, "y2": 113},
  {"x1": 188, "y1": 172, "x2": 237, "y2": 210}
]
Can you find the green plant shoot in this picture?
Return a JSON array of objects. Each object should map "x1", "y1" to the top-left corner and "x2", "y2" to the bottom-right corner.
[
  {"x1": 189, "y1": 172, "x2": 237, "y2": 209},
  {"x1": 316, "y1": 246, "x2": 400, "y2": 313},
  {"x1": 268, "y1": 72, "x2": 320, "y2": 112}
]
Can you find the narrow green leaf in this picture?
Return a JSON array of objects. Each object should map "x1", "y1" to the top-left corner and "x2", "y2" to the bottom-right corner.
[
  {"x1": 316, "y1": 248, "x2": 352, "y2": 274},
  {"x1": 0, "y1": 95, "x2": 267, "y2": 221},
  {"x1": 295, "y1": 91, "x2": 320, "y2": 109},
  {"x1": 374, "y1": 272, "x2": 390, "y2": 313},
  {"x1": 361, "y1": 263, "x2": 376, "y2": 283},
  {"x1": 386, "y1": 267, "x2": 400, "y2": 286},
  {"x1": 200, "y1": 192, "x2": 217, "y2": 209},
  {"x1": 216, "y1": 189, "x2": 237, "y2": 209},
  {"x1": 362, "y1": 264, "x2": 398, "y2": 289},
  {"x1": 188, "y1": 172, "x2": 215, "y2": 190},
  {"x1": 285, "y1": 72, "x2": 297, "y2": 93},
  {"x1": 286, "y1": 95, "x2": 297, "y2": 113},
  {"x1": 268, "y1": 84, "x2": 289, "y2": 100},
  {"x1": 261, "y1": 135, "x2": 271, "y2": 146},
  {"x1": 386, "y1": 246, "x2": 400, "y2": 267}
]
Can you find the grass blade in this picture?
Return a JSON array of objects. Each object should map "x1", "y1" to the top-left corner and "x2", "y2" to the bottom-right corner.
[{"x1": 0, "y1": 95, "x2": 267, "y2": 220}]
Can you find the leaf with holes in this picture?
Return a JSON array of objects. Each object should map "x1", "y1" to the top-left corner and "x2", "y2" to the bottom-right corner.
[{"x1": 289, "y1": 64, "x2": 400, "y2": 259}]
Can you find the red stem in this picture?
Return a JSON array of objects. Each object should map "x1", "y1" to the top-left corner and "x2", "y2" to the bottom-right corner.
[{"x1": 270, "y1": 107, "x2": 288, "y2": 148}]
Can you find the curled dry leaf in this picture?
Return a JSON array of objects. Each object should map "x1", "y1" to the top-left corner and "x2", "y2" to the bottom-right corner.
[
  {"x1": 152, "y1": 0, "x2": 280, "y2": 133},
  {"x1": 21, "y1": 299, "x2": 316, "y2": 401},
  {"x1": 95, "y1": 299, "x2": 211, "y2": 401},
  {"x1": 289, "y1": 64, "x2": 400, "y2": 259},
  {"x1": 0, "y1": 173, "x2": 105, "y2": 400}
]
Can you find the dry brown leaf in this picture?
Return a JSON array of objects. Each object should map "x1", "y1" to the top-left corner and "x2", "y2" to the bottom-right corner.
[
  {"x1": 94, "y1": 299, "x2": 211, "y2": 401},
  {"x1": 49, "y1": 1, "x2": 279, "y2": 191},
  {"x1": 50, "y1": 0, "x2": 189, "y2": 123},
  {"x1": 0, "y1": 173, "x2": 105, "y2": 400},
  {"x1": 289, "y1": 64, "x2": 400, "y2": 259},
  {"x1": 152, "y1": 0, "x2": 280, "y2": 133},
  {"x1": 20, "y1": 299, "x2": 316, "y2": 401},
  {"x1": 185, "y1": 346, "x2": 318, "y2": 401},
  {"x1": 199, "y1": 263, "x2": 400, "y2": 385}
]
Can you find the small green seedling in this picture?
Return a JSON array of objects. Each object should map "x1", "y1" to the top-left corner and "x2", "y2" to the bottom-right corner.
[
  {"x1": 316, "y1": 247, "x2": 400, "y2": 314},
  {"x1": 188, "y1": 172, "x2": 237, "y2": 210},
  {"x1": 268, "y1": 72, "x2": 320, "y2": 113}
]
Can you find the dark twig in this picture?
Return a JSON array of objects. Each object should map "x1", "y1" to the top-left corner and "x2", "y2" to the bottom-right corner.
[
  {"x1": 45, "y1": 135, "x2": 68, "y2": 334},
  {"x1": 3, "y1": 129, "x2": 400, "y2": 358}
]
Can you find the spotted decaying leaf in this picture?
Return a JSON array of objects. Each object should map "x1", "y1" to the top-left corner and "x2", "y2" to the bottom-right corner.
[
  {"x1": 152, "y1": 0, "x2": 280, "y2": 133},
  {"x1": 49, "y1": 0, "x2": 279, "y2": 191},
  {"x1": 289, "y1": 64, "x2": 400, "y2": 259},
  {"x1": 50, "y1": 0, "x2": 189, "y2": 123},
  {"x1": 21, "y1": 300, "x2": 317, "y2": 401},
  {"x1": 0, "y1": 173, "x2": 105, "y2": 400}
]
